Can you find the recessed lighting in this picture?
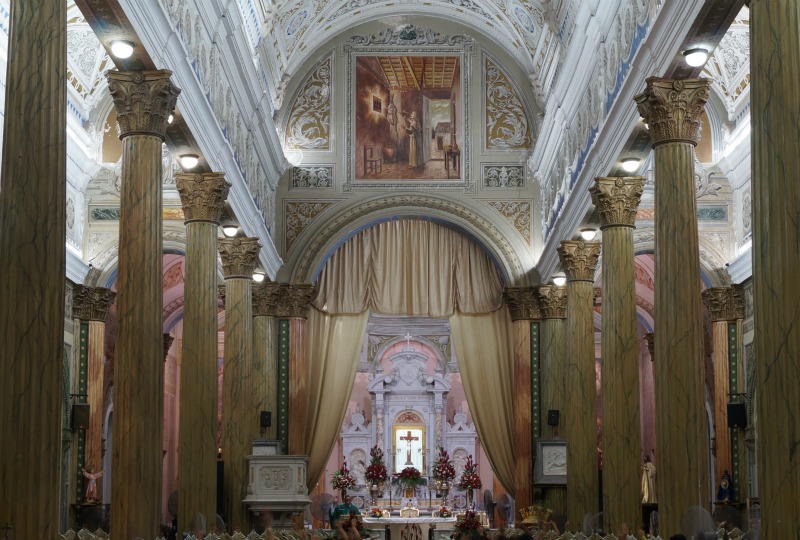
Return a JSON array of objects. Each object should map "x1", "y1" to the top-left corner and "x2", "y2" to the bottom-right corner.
[
  {"x1": 683, "y1": 48, "x2": 709, "y2": 67},
  {"x1": 580, "y1": 229, "x2": 597, "y2": 241},
  {"x1": 252, "y1": 271, "x2": 266, "y2": 283},
  {"x1": 621, "y1": 158, "x2": 641, "y2": 172},
  {"x1": 168, "y1": 113, "x2": 174, "y2": 124},
  {"x1": 553, "y1": 275, "x2": 567, "y2": 286},
  {"x1": 179, "y1": 154, "x2": 199, "y2": 169},
  {"x1": 110, "y1": 40, "x2": 135, "y2": 59},
  {"x1": 222, "y1": 225, "x2": 238, "y2": 238}
]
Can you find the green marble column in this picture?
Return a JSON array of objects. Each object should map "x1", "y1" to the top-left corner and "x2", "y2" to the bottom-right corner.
[
  {"x1": 176, "y1": 172, "x2": 230, "y2": 532},
  {"x1": 536, "y1": 285, "x2": 568, "y2": 516},
  {"x1": 0, "y1": 2, "x2": 66, "y2": 536},
  {"x1": 219, "y1": 237, "x2": 261, "y2": 532},
  {"x1": 590, "y1": 176, "x2": 644, "y2": 533},
  {"x1": 636, "y1": 77, "x2": 711, "y2": 536},
  {"x1": 558, "y1": 240, "x2": 601, "y2": 528},
  {"x1": 107, "y1": 70, "x2": 180, "y2": 539},
  {"x1": 252, "y1": 285, "x2": 278, "y2": 441}
]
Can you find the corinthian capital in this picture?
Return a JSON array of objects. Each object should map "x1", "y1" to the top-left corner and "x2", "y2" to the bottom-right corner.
[
  {"x1": 536, "y1": 285, "x2": 567, "y2": 319},
  {"x1": 557, "y1": 241, "x2": 601, "y2": 282},
  {"x1": 503, "y1": 287, "x2": 540, "y2": 321},
  {"x1": 72, "y1": 285, "x2": 116, "y2": 321},
  {"x1": 106, "y1": 70, "x2": 181, "y2": 140},
  {"x1": 218, "y1": 237, "x2": 261, "y2": 279},
  {"x1": 634, "y1": 77, "x2": 710, "y2": 146},
  {"x1": 253, "y1": 283, "x2": 316, "y2": 318},
  {"x1": 176, "y1": 172, "x2": 231, "y2": 224},
  {"x1": 589, "y1": 176, "x2": 644, "y2": 228},
  {"x1": 702, "y1": 287, "x2": 745, "y2": 321}
]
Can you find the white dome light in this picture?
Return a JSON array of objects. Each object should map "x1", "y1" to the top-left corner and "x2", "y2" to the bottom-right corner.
[
  {"x1": 179, "y1": 154, "x2": 199, "y2": 169},
  {"x1": 683, "y1": 48, "x2": 709, "y2": 67},
  {"x1": 553, "y1": 275, "x2": 567, "y2": 286},
  {"x1": 621, "y1": 158, "x2": 641, "y2": 172},
  {"x1": 110, "y1": 40, "x2": 135, "y2": 59}
]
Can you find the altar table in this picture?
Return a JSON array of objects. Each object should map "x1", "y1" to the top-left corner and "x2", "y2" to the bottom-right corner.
[{"x1": 363, "y1": 516, "x2": 457, "y2": 540}]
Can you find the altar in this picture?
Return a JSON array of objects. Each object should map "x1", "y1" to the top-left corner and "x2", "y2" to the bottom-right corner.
[{"x1": 363, "y1": 515, "x2": 456, "y2": 540}]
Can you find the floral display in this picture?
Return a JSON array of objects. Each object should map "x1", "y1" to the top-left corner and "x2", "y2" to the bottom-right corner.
[
  {"x1": 369, "y1": 507, "x2": 383, "y2": 518},
  {"x1": 438, "y1": 506, "x2": 452, "y2": 518},
  {"x1": 457, "y1": 455, "x2": 482, "y2": 490},
  {"x1": 397, "y1": 466, "x2": 425, "y2": 488},
  {"x1": 431, "y1": 447, "x2": 456, "y2": 482},
  {"x1": 331, "y1": 460, "x2": 357, "y2": 491},
  {"x1": 454, "y1": 510, "x2": 482, "y2": 536},
  {"x1": 364, "y1": 445, "x2": 388, "y2": 485}
]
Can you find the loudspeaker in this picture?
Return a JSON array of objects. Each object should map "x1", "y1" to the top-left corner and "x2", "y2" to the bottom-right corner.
[
  {"x1": 72, "y1": 403, "x2": 90, "y2": 430},
  {"x1": 260, "y1": 410, "x2": 272, "y2": 428},
  {"x1": 547, "y1": 409, "x2": 560, "y2": 427},
  {"x1": 727, "y1": 402, "x2": 747, "y2": 428}
]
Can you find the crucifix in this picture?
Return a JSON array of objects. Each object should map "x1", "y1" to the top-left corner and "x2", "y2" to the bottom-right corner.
[
  {"x1": 403, "y1": 331, "x2": 413, "y2": 350},
  {"x1": 400, "y1": 430, "x2": 419, "y2": 465}
]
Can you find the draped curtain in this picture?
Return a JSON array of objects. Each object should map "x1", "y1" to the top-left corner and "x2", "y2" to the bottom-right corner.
[{"x1": 306, "y1": 220, "x2": 516, "y2": 495}]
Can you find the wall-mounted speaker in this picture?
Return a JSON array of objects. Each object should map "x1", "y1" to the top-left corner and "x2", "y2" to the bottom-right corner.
[
  {"x1": 727, "y1": 402, "x2": 747, "y2": 429},
  {"x1": 260, "y1": 410, "x2": 272, "y2": 428},
  {"x1": 547, "y1": 409, "x2": 560, "y2": 427},
  {"x1": 72, "y1": 403, "x2": 90, "y2": 430}
]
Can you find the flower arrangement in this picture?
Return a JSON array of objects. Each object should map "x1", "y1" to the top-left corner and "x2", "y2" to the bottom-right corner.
[
  {"x1": 397, "y1": 466, "x2": 424, "y2": 488},
  {"x1": 364, "y1": 445, "x2": 388, "y2": 485},
  {"x1": 438, "y1": 506, "x2": 452, "y2": 518},
  {"x1": 457, "y1": 455, "x2": 482, "y2": 490},
  {"x1": 431, "y1": 447, "x2": 456, "y2": 482},
  {"x1": 454, "y1": 510, "x2": 482, "y2": 536},
  {"x1": 369, "y1": 507, "x2": 383, "y2": 518},
  {"x1": 331, "y1": 460, "x2": 357, "y2": 491}
]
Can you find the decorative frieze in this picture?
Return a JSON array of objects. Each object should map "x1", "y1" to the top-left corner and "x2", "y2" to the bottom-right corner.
[
  {"x1": 483, "y1": 165, "x2": 524, "y2": 188},
  {"x1": 536, "y1": 285, "x2": 567, "y2": 319},
  {"x1": 702, "y1": 287, "x2": 745, "y2": 322},
  {"x1": 486, "y1": 201, "x2": 531, "y2": 242},
  {"x1": 503, "y1": 287, "x2": 540, "y2": 321},
  {"x1": 291, "y1": 166, "x2": 333, "y2": 188},
  {"x1": 589, "y1": 176, "x2": 644, "y2": 228},
  {"x1": 218, "y1": 237, "x2": 261, "y2": 279},
  {"x1": 285, "y1": 201, "x2": 336, "y2": 251},
  {"x1": 485, "y1": 57, "x2": 531, "y2": 149},
  {"x1": 106, "y1": 70, "x2": 181, "y2": 140},
  {"x1": 72, "y1": 285, "x2": 116, "y2": 321},
  {"x1": 252, "y1": 283, "x2": 316, "y2": 319},
  {"x1": 284, "y1": 56, "x2": 331, "y2": 150},
  {"x1": 634, "y1": 77, "x2": 711, "y2": 146},
  {"x1": 176, "y1": 172, "x2": 231, "y2": 224},
  {"x1": 557, "y1": 240, "x2": 601, "y2": 282}
]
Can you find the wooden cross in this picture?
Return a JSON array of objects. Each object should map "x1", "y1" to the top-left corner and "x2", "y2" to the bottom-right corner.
[{"x1": 400, "y1": 430, "x2": 419, "y2": 465}]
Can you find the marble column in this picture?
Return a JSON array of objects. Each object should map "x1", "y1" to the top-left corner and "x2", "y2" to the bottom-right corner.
[
  {"x1": 252, "y1": 284, "x2": 279, "y2": 441},
  {"x1": 106, "y1": 70, "x2": 180, "y2": 539},
  {"x1": 558, "y1": 240, "x2": 601, "y2": 528},
  {"x1": 590, "y1": 176, "x2": 644, "y2": 532},
  {"x1": 536, "y1": 285, "x2": 568, "y2": 516},
  {"x1": 0, "y1": 1, "x2": 67, "y2": 536},
  {"x1": 635, "y1": 77, "x2": 711, "y2": 535},
  {"x1": 503, "y1": 287, "x2": 541, "y2": 510},
  {"x1": 72, "y1": 286, "x2": 116, "y2": 496},
  {"x1": 176, "y1": 172, "x2": 230, "y2": 531},
  {"x1": 748, "y1": 0, "x2": 800, "y2": 536},
  {"x1": 219, "y1": 237, "x2": 261, "y2": 532}
]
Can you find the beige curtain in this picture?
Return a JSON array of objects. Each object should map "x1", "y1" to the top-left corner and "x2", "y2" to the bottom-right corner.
[
  {"x1": 304, "y1": 307, "x2": 369, "y2": 488},
  {"x1": 450, "y1": 308, "x2": 517, "y2": 497}
]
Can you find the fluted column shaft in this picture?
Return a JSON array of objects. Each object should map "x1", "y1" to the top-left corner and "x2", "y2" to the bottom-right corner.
[
  {"x1": 177, "y1": 173, "x2": 230, "y2": 532},
  {"x1": 253, "y1": 285, "x2": 279, "y2": 441},
  {"x1": 0, "y1": 2, "x2": 66, "y2": 536},
  {"x1": 636, "y1": 77, "x2": 711, "y2": 536},
  {"x1": 590, "y1": 177, "x2": 644, "y2": 532},
  {"x1": 106, "y1": 70, "x2": 180, "y2": 539},
  {"x1": 220, "y1": 237, "x2": 260, "y2": 532},
  {"x1": 537, "y1": 285, "x2": 568, "y2": 516},
  {"x1": 558, "y1": 241, "x2": 601, "y2": 527}
]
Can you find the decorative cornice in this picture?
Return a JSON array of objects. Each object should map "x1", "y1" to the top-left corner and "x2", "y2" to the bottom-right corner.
[
  {"x1": 644, "y1": 332, "x2": 654, "y2": 361},
  {"x1": 589, "y1": 176, "x2": 645, "y2": 229},
  {"x1": 106, "y1": 70, "x2": 180, "y2": 140},
  {"x1": 176, "y1": 172, "x2": 231, "y2": 224},
  {"x1": 503, "y1": 287, "x2": 540, "y2": 321},
  {"x1": 557, "y1": 241, "x2": 601, "y2": 282},
  {"x1": 536, "y1": 285, "x2": 567, "y2": 319},
  {"x1": 634, "y1": 77, "x2": 710, "y2": 146},
  {"x1": 72, "y1": 285, "x2": 116, "y2": 321},
  {"x1": 252, "y1": 283, "x2": 316, "y2": 319},
  {"x1": 218, "y1": 237, "x2": 261, "y2": 279},
  {"x1": 702, "y1": 287, "x2": 745, "y2": 321}
]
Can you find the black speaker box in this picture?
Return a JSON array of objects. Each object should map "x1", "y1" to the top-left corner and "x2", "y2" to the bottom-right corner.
[
  {"x1": 547, "y1": 409, "x2": 560, "y2": 426},
  {"x1": 260, "y1": 410, "x2": 272, "y2": 428},
  {"x1": 72, "y1": 403, "x2": 90, "y2": 430},
  {"x1": 727, "y1": 402, "x2": 747, "y2": 428}
]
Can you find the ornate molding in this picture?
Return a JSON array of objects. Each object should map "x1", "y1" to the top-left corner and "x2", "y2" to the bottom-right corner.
[
  {"x1": 503, "y1": 287, "x2": 540, "y2": 321},
  {"x1": 702, "y1": 287, "x2": 744, "y2": 321},
  {"x1": 218, "y1": 237, "x2": 261, "y2": 279},
  {"x1": 536, "y1": 285, "x2": 567, "y2": 319},
  {"x1": 176, "y1": 172, "x2": 231, "y2": 224},
  {"x1": 485, "y1": 57, "x2": 531, "y2": 149},
  {"x1": 486, "y1": 201, "x2": 531, "y2": 243},
  {"x1": 482, "y1": 165, "x2": 524, "y2": 188},
  {"x1": 72, "y1": 285, "x2": 116, "y2": 321},
  {"x1": 284, "y1": 56, "x2": 331, "y2": 150},
  {"x1": 106, "y1": 70, "x2": 180, "y2": 140},
  {"x1": 589, "y1": 176, "x2": 644, "y2": 228},
  {"x1": 252, "y1": 283, "x2": 316, "y2": 319},
  {"x1": 634, "y1": 77, "x2": 710, "y2": 146},
  {"x1": 285, "y1": 201, "x2": 336, "y2": 252},
  {"x1": 291, "y1": 166, "x2": 333, "y2": 188},
  {"x1": 346, "y1": 24, "x2": 472, "y2": 47},
  {"x1": 557, "y1": 240, "x2": 601, "y2": 282}
]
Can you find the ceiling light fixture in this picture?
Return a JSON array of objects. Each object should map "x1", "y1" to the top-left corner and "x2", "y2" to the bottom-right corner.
[
  {"x1": 110, "y1": 40, "x2": 135, "y2": 59},
  {"x1": 553, "y1": 275, "x2": 567, "y2": 287},
  {"x1": 683, "y1": 48, "x2": 709, "y2": 67},
  {"x1": 168, "y1": 113, "x2": 174, "y2": 124},
  {"x1": 580, "y1": 228, "x2": 597, "y2": 241},
  {"x1": 621, "y1": 158, "x2": 641, "y2": 172},
  {"x1": 179, "y1": 154, "x2": 199, "y2": 169},
  {"x1": 285, "y1": 149, "x2": 304, "y2": 167},
  {"x1": 222, "y1": 225, "x2": 239, "y2": 238},
  {"x1": 252, "y1": 270, "x2": 266, "y2": 283}
]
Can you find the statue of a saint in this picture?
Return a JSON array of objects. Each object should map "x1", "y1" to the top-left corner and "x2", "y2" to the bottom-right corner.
[
  {"x1": 82, "y1": 466, "x2": 104, "y2": 503},
  {"x1": 717, "y1": 469, "x2": 733, "y2": 502},
  {"x1": 641, "y1": 456, "x2": 656, "y2": 503}
]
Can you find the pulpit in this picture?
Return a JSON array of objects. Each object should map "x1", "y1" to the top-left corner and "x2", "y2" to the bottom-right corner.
[{"x1": 244, "y1": 452, "x2": 311, "y2": 527}]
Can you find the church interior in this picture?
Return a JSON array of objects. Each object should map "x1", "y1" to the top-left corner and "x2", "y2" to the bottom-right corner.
[{"x1": 1, "y1": 0, "x2": 798, "y2": 538}]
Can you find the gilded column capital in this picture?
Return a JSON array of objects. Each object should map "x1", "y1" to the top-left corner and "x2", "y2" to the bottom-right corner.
[
  {"x1": 589, "y1": 176, "x2": 644, "y2": 228},
  {"x1": 557, "y1": 240, "x2": 601, "y2": 282},
  {"x1": 702, "y1": 287, "x2": 745, "y2": 321},
  {"x1": 176, "y1": 172, "x2": 231, "y2": 224},
  {"x1": 253, "y1": 283, "x2": 316, "y2": 318},
  {"x1": 218, "y1": 237, "x2": 261, "y2": 279},
  {"x1": 503, "y1": 287, "x2": 541, "y2": 321},
  {"x1": 634, "y1": 77, "x2": 710, "y2": 146},
  {"x1": 72, "y1": 285, "x2": 116, "y2": 321},
  {"x1": 644, "y1": 332, "x2": 654, "y2": 361},
  {"x1": 536, "y1": 285, "x2": 567, "y2": 319},
  {"x1": 106, "y1": 70, "x2": 181, "y2": 140}
]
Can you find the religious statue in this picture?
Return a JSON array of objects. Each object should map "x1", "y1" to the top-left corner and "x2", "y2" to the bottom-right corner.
[
  {"x1": 330, "y1": 495, "x2": 361, "y2": 528},
  {"x1": 641, "y1": 456, "x2": 656, "y2": 504},
  {"x1": 405, "y1": 111, "x2": 423, "y2": 168},
  {"x1": 82, "y1": 466, "x2": 104, "y2": 503},
  {"x1": 717, "y1": 469, "x2": 733, "y2": 502}
]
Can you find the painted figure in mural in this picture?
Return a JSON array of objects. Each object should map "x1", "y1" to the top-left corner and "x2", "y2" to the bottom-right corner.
[
  {"x1": 406, "y1": 111, "x2": 423, "y2": 168},
  {"x1": 82, "y1": 466, "x2": 104, "y2": 503},
  {"x1": 641, "y1": 456, "x2": 656, "y2": 504}
]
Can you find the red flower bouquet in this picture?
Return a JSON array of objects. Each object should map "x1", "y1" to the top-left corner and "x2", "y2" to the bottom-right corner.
[
  {"x1": 364, "y1": 445, "x2": 388, "y2": 485},
  {"x1": 397, "y1": 466, "x2": 424, "y2": 489},
  {"x1": 332, "y1": 460, "x2": 357, "y2": 491},
  {"x1": 454, "y1": 510, "x2": 482, "y2": 536},
  {"x1": 431, "y1": 447, "x2": 456, "y2": 482},
  {"x1": 457, "y1": 455, "x2": 482, "y2": 490}
]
